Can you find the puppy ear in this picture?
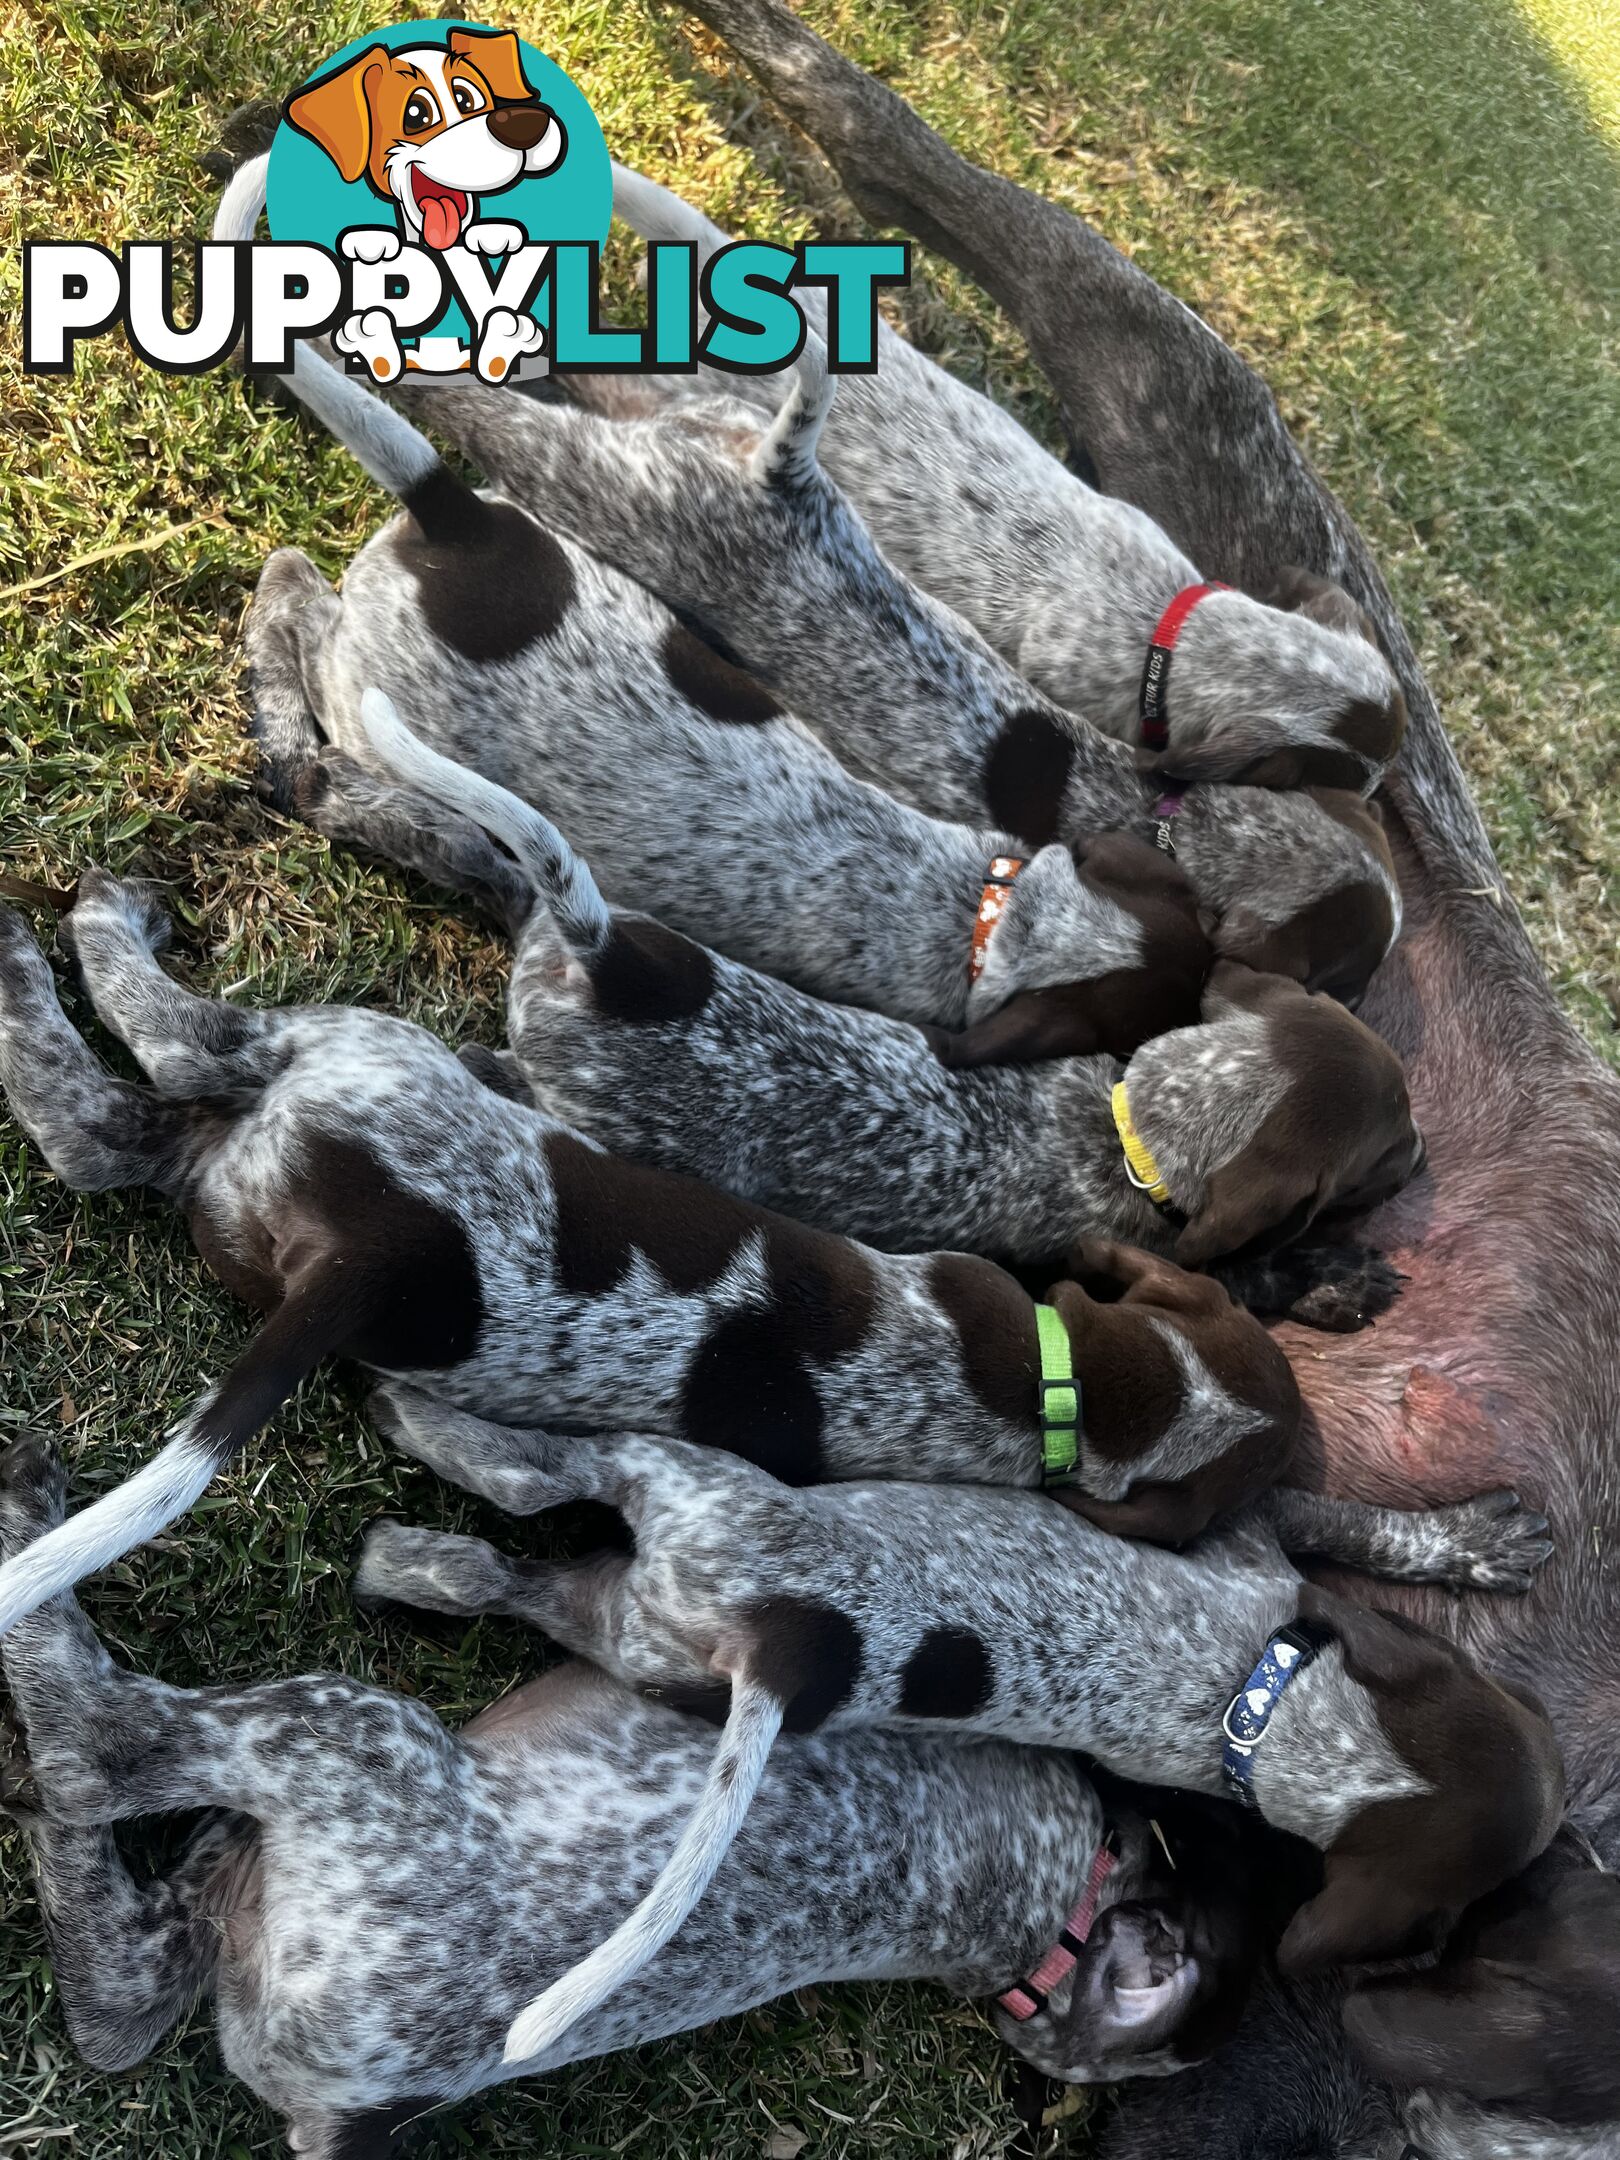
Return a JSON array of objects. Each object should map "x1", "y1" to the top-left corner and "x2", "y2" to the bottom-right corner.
[
  {"x1": 1198, "y1": 958, "x2": 1298, "y2": 1021},
  {"x1": 1278, "y1": 1862, "x2": 1436, "y2": 1973},
  {"x1": 1066, "y1": 1238, "x2": 1226, "y2": 1316},
  {"x1": 449, "y1": 27, "x2": 536, "y2": 102},
  {"x1": 934, "y1": 987, "x2": 1100, "y2": 1067},
  {"x1": 285, "y1": 50, "x2": 384, "y2": 184},
  {"x1": 1257, "y1": 565, "x2": 1380, "y2": 648},
  {"x1": 1056, "y1": 1480, "x2": 1218, "y2": 1548},
  {"x1": 1174, "y1": 1155, "x2": 1317, "y2": 1265}
]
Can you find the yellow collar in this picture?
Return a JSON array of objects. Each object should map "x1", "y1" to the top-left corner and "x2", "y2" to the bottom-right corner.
[{"x1": 1111, "y1": 1082, "x2": 1173, "y2": 1207}]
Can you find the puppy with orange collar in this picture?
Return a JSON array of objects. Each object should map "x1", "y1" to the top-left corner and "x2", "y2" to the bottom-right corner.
[{"x1": 285, "y1": 28, "x2": 563, "y2": 379}]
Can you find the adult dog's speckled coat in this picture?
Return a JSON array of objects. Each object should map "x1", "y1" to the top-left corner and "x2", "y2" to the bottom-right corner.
[
  {"x1": 0, "y1": 1435, "x2": 1278, "y2": 2160},
  {"x1": 350, "y1": 1399, "x2": 1558, "y2": 2061}
]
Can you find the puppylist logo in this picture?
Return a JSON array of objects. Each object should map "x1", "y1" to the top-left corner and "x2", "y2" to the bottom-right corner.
[{"x1": 23, "y1": 18, "x2": 909, "y2": 383}]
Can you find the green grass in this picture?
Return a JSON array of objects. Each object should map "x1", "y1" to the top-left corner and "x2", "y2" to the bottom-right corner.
[{"x1": 0, "y1": 0, "x2": 1617, "y2": 2152}]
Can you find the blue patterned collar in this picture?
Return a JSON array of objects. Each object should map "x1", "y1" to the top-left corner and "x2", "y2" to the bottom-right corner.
[{"x1": 1221, "y1": 1619, "x2": 1334, "y2": 1811}]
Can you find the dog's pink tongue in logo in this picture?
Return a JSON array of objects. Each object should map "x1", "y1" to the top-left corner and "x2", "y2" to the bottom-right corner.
[{"x1": 412, "y1": 169, "x2": 469, "y2": 250}]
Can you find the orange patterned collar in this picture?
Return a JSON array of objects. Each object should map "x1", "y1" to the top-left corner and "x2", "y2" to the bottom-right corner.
[{"x1": 968, "y1": 856, "x2": 1025, "y2": 983}]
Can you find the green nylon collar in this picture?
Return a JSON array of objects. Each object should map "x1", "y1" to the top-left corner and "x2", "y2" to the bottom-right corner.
[{"x1": 1034, "y1": 1303, "x2": 1080, "y2": 1487}]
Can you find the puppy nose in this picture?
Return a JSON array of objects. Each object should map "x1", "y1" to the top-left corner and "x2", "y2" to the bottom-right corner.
[{"x1": 488, "y1": 103, "x2": 550, "y2": 151}]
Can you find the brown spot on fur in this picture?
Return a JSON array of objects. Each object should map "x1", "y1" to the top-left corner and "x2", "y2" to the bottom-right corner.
[
  {"x1": 927, "y1": 1253, "x2": 1038, "y2": 1429},
  {"x1": 544, "y1": 1133, "x2": 755, "y2": 1297},
  {"x1": 899, "y1": 1626, "x2": 993, "y2": 1718},
  {"x1": 396, "y1": 475, "x2": 575, "y2": 663},
  {"x1": 742, "y1": 1594, "x2": 863, "y2": 1731},
  {"x1": 589, "y1": 918, "x2": 714, "y2": 1024},
  {"x1": 679, "y1": 1310, "x2": 826, "y2": 1483},
  {"x1": 983, "y1": 709, "x2": 1073, "y2": 848},
  {"x1": 662, "y1": 620, "x2": 783, "y2": 724}
]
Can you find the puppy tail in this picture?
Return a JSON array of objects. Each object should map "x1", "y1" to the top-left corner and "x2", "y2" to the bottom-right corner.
[
  {"x1": 355, "y1": 688, "x2": 611, "y2": 957},
  {"x1": 609, "y1": 161, "x2": 730, "y2": 266},
  {"x1": 212, "y1": 151, "x2": 492, "y2": 546},
  {"x1": 751, "y1": 344, "x2": 835, "y2": 493},
  {"x1": 0, "y1": 1275, "x2": 343, "y2": 1639},
  {"x1": 502, "y1": 1673, "x2": 784, "y2": 2066}
]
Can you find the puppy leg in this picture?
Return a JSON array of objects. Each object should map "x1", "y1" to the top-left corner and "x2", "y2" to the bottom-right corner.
[
  {"x1": 243, "y1": 547, "x2": 342, "y2": 813},
  {"x1": 369, "y1": 1384, "x2": 653, "y2": 1519},
  {"x1": 294, "y1": 747, "x2": 537, "y2": 938},
  {"x1": 59, "y1": 872, "x2": 284, "y2": 1103},
  {"x1": 0, "y1": 903, "x2": 187, "y2": 1194},
  {"x1": 1257, "y1": 1486, "x2": 1554, "y2": 1594},
  {"x1": 0, "y1": 1435, "x2": 465, "y2": 1826},
  {"x1": 4, "y1": 1790, "x2": 243, "y2": 2071},
  {"x1": 354, "y1": 1522, "x2": 638, "y2": 1671}
]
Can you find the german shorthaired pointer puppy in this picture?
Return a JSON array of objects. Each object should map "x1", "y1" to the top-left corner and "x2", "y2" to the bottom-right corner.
[
  {"x1": 297, "y1": 696, "x2": 1425, "y2": 1279},
  {"x1": 216, "y1": 157, "x2": 1208, "y2": 1069},
  {"x1": 598, "y1": 163, "x2": 1406, "y2": 793},
  {"x1": 0, "y1": 868, "x2": 1299, "y2": 1633},
  {"x1": 388, "y1": 336, "x2": 1402, "y2": 1011},
  {"x1": 0, "y1": 1433, "x2": 1293, "y2": 2156},
  {"x1": 351, "y1": 1394, "x2": 1558, "y2": 2062}
]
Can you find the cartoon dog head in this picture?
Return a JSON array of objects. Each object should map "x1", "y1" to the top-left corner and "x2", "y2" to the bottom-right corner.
[{"x1": 286, "y1": 29, "x2": 565, "y2": 249}]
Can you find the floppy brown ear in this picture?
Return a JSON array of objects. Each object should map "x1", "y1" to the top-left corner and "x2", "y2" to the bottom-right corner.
[
  {"x1": 285, "y1": 49, "x2": 383, "y2": 183},
  {"x1": 1174, "y1": 1154, "x2": 1318, "y2": 1265},
  {"x1": 932, "y1": 987, "x2": 1100, "y2": 1067},
  {"x1": 1055, "y1": 1481, "x2": 1219, "y2": 1548},
  {"x1": 1342, "y1": 1968, "x2": 1539, "y2": 2094},
  {"x1": 1257, "y1": 566, "x2": 1380, "y2": 647},
  {"x1": 1278, "y1": 1863, "x2": 1437, "y2": 1973},
  {"x1": 1066, "y1": 1237, "x2": 1227, "y2": 1316},
  {"x1": 1197, "y1": 956, "x2": 1300, "y2": 1022},
  {"x1": 449, "y1": 27, "x2": 536, "y2": 102}
]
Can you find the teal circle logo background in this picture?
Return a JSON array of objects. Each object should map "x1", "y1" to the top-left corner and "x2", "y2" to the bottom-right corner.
[{"x1": 265, "y1": 19, "x2": 611, "y2": 348}]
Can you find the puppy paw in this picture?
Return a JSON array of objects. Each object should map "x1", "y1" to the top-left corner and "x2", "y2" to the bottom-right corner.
[
  {"x1": 353, "y1": 1519, "x2": 509, "y2": 1618},
  {"x1": 473, "y1": 305, "x2": 545, "y2": 383},
  {"x1": 1423, "y1": 1490, "x2": 1554, "y2": 1595},
  {"x1": 60, "y1": 871, "x2": 171, "y2": 962},
  {"x1": 0, "y1": 1434, "x2": 67, "y2": 1557},
  {"x1": 462, "y1": 221, "x2": 524, "y2": 256},
  {"x1": 1220, "y1": 1242, "x2": 1405, "y2": 1331},
  {"x1": 334, "y1": 307, "x2": 405, "y2": 384},
  {"x1": 340, "y1": 227, "x2": 403, "y2": 265}
]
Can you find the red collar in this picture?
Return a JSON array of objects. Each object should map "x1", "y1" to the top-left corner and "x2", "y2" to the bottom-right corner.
[
  {"x1": 1139, "y1": 581, "x2": 1230, "y2": 750},
  {"x1": 968, "y1": 855, "x2": 1025, "y2": 984},
  {"x1": 996, "y1": 1845, "x2": 1117, "y2": 2021}
]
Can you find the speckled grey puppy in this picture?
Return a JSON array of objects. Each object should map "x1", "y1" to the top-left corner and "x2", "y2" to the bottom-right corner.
[
  {"x1": 394, "y1": 335, "x2": 1401, "y2": 1008},
  {"x1": 0, "y1": 1434, "x2": 1255, "y2": 2160},
  {"x1": 354, "y1": 1396, "x2": 1557, "y2": 2060},
  {"x1": 282, "y1": 707, "x2": 1422, "y2": 1276},
  {"x1": 595, "y1": 164, "x2": 1406, "y2": 792},
  {"x1": 0, "y1": 865, "x2": 1295, "y2": 1631}
]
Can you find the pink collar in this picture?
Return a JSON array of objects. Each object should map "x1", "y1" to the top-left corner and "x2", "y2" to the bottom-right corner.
[
  {"x1": 1139, "y1": 580, "x2": 1230, "y2": 750},
  {"x1": 996, "y1": 1845, "x2": 1118, "y2": 2021}
]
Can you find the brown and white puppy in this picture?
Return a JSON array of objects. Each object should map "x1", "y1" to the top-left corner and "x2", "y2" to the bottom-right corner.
[
  {"x1": 0, "y1": 865, "x2": 1296, "y2": 1642},
  {"x1": 278, "y1": 710, "x2": 1424, "y2": 1301},
  {"x1": 350, "y1": 1405, "x2": 1559, "y2": 2063}
]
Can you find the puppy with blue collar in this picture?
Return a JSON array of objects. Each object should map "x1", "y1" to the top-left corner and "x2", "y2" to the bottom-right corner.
[{"x1": 352, "y1": 1395, "x2": 1561, "y2": 2069}]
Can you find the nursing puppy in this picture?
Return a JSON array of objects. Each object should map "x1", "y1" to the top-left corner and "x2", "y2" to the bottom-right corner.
[
  {"x1": 393, "y1": 341, "x2": 1401, "y2": 1006},
  {"x1": 221, "y1": 143, "x2": 1207, "y2": 1071},
  {"x1": 0, "y1": 864, "x2": 1297, "y2": 1636},
  {"x1": 301, "y1": 699, "x2": 1425, "y2": 1274},
  {"x1": 598, "y1": 164, "x2": 1406, "y2": 791},
  {"x1": 351, "y1": 1400, "x2": 1560, "y2": 2063},
  {"x1": 0, "y1": 1437, "x2": 1284, "y2": 2157}
]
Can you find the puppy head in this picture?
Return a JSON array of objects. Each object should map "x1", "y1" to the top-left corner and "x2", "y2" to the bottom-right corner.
[
  {"x1": 1125, "y1": 961, "x2": 1423, "y2": 1266},
  {"x1": 1212, "y1": 789, "x2": 1400, "y2": 1007},
  {"x1": 940, "y1": 833, "x2": 1209, "y2": 1068},
  {"x1": 1143, "y1": 569, "x2": 1405, "y2": 794},
  {"x1": 285, "y1": 31, "x2": 558, "y2": 244},
  {"x1": 1343, "y1": 1843, "x2": 1620, "y2": 2128},
  {"x1": 998, "y1": 1797, "x2": 1276, "y2": 2084},
  {"x1": 1278, "y1": 1593, "x2": 1566, "y2": 1975},
  {"x1": 1042, "y1": 1241, "x2": 1300, "y2": 1546}
]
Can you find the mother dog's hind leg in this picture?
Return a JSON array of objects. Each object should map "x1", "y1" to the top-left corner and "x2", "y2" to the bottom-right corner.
[{"x1": 0, "y1": 903, "x2": 187, "y2": 1194}]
